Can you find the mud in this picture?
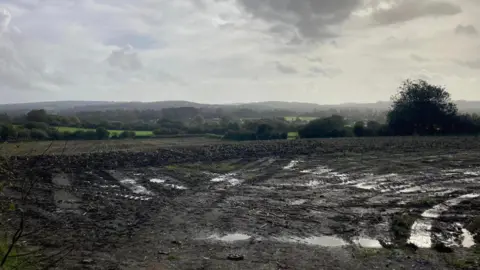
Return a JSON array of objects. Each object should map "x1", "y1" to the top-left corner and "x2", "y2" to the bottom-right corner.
[{"x1": 2, "y1": 137, "x2": 480, "y2": 269}]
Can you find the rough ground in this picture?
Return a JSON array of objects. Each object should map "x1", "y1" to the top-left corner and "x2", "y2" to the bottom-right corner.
[{"x1": 2, "y1": 137, "x2": 480, "y2": 269}]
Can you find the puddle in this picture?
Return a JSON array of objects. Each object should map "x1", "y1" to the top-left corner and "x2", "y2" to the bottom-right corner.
[
  {"x1": 98, "y1": 184, "x2": 120, "y2": 188},
  {"x1": 462, "y1": 228, "x2": 475, "y2": 248},
  {"x1": 301, "y1": 166, "x2": 334, "y2": 176},
  {"x1": 276, "y1": 235, "x2": 347, "y2": 247},
  {"x1": 283, "y1": 160, "x2": 300, "y2": 170},
  {"x1": 408, "y1": 193, "x2": 480, "y2": 248},
  {"x1": 354, "y1": 183, "x2": 378, "y2": 190},
  {"x1": 115, "y1": 193, "x2": 152, "y2": 201},
  {"x1": 119, "y1": 179, "x2": 154, "y2": 195},
  {"x1": 353, "y1": 238, "x2": 383, "y2": 248},
  {"x1": 422, "y1": 193, "x2": 480, "y2": 218},
  {"x1": 289, "y1": 199, "x2": 307, "y2": 205},
  {"x1": 211, "y1": 173, "x2": 243, "y2": 186},
  {"x1": 150, "y1": 179, "x2": 166, "y2": 184},
  {"x1": 408, "y1": 220, "x2": 432, "y2": 248},
  {"x1": 349, "y1": 174, "x2": 401, "y2": 191},
  {"x1": 149, "y1": 178, "x2": 187, "y2": 190},
  {"x1": 305, "y1": 180, "x2": 323, "y2": 187},
  {"x1": 207, "y1": 233, "x2": 251, "y2": 242},
  {"x1": 52, "y1": 173, "x2": 71, "y2": 186},
  {"x1": 164, "y1": 183, "x2": 188, "y2": 190},
  {"x1": 399, "y1": 186, "x2": 423, "y2": 193}
]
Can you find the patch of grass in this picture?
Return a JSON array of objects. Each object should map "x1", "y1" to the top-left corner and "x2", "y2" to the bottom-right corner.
[
  {"x1": 167, "y1": 255, "x2": 178, "y2": 261},
  {"x1": 448, "y1": 257, "x2": 479, "y2": 269},
  {"x1": 0, "y1": 237, "x2": 35, "y2": 270},
  {"x1": 54, "y1": 126, "x2": 153, "y2": 137},
  {"x1": 165, "y1": 165, "x2": 179, "y2": 170},
  {"x1": 355, "y1": 248, "x2": 382, "y2": 259},
  {"x1": 287, "y1": 132, "x2": 299, "y2": 140}
]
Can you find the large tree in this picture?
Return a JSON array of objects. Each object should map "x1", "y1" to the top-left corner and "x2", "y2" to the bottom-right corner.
[
  {"x1": 26, "y1": 109, "x2": 49, "y2": 123},
  {"x1": 298, "y1": 115, "x2": 348, "y2": 138},
  {"x1": 387, "y1": 80, "x2": 458, "y2": 135}
]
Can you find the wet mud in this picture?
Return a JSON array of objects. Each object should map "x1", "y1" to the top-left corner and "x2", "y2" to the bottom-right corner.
[{"x1": 2, "y1": 138, "x2": 480, "y2": 269}]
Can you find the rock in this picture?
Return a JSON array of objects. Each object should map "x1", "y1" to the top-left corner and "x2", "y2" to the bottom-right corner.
[
  {"x1": 158, "y1": 251, "x2": 170, "y2": 255},
  {"x1": 227, "y1": 254, "x2": 244, "y2": 261}
]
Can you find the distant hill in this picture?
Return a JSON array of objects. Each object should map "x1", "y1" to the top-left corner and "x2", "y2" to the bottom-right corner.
[{"x1": 0, "y1": 100, "x2": 478, "y2": 114}]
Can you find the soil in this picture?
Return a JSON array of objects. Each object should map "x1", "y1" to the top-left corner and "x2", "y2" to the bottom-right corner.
[{"x1": 2, "y1": 137, "x2": 480, "y2": 269}]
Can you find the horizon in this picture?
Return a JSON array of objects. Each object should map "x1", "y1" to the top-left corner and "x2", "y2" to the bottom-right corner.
[{"x1": 1, "y1": 1, "x2": 479, "y2": 103}]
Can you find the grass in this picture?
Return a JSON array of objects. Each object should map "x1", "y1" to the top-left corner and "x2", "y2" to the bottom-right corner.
[
  {"x1": 0, "y1": 137, "x2": 223, "y2": 156},
  {"x1": 0, "y1": 236, "x2": 35, "y2": 270},
  {"x1": 288, "y1": 132, "x2": 299, "y2": 140},
  {"x1": 54, "y1": 126, "x2": 153, "y2": 137}
]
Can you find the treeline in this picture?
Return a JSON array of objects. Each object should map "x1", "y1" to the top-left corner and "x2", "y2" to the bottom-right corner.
[
  {"x1": 299, "y1": 80, "x2": 480, "y2": 138},
  {"x1": 1, "y1": 79, "x2": 479, "y2": 142},
  {"x1": 0, "y1": 123, "x2": 138, "y2": 141},
  {"x1": 0, "y1": 109, "x2": 296, "y2": 141}
]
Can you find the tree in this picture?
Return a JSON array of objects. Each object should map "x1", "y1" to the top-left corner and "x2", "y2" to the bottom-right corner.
[
  {"x1": 387, "y1": 80, "x2": 457, "y2": 135},
  {"x1": 26, "y1": 109, "x2": 49, "y2": 123},
  {"x1": 96, "y1": 127, "x2": 110, "y2": 140},
  {"x1": 0, "y1": 124, "x2": 17, "y2": 141},
  {"x1": 298, "y1": 115, "x2": 348, "y2": 138},
  {"x1": 16, "y1": 129, "x2": 30, "y2": 140},
  {"x1": 191, "y1": 114, "x2": 205, "y2": 126},
  {"x1": 0, "y1": 113, "x2": 11, "y2": 123},
  {"x1": 256, "y1": 123, "x2": 274, "y2": 140},
  {"x1": 353, "y1": 121, "x2": 365, "y2": 137}
]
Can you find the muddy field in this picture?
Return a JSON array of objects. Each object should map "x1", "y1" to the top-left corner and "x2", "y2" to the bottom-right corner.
[{"x1": 2, "y1": 137, "x2": 480, "y2": 269}]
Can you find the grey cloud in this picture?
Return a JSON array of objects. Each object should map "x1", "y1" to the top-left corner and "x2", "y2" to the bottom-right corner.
[
  {"x1": 410, "y1": 54, "x2": 428, "y2": 62},
  {"x1": 0, "y1": 8, "x2": 11, "y2": 34},
  {"x1": 236, "y1": 0, "x2": 361, "y2": 41},
  {"x1": 455, "y1": 24, "x2": 478, "y2": 35},
  {"x1": 310, "y1": 66, "x2": 326, "y2": 74},
  {"x1": 157, "y1": 71, "x2": 188, "y2": 86},
  {"x1": 106, "y1": 45, "x2": 143, "y2": 70},
  {"x1": 459, "y1": 59, "x2": 480, "y2": 69},
  {"x1": 307, "y1": 56, "x2": 323, "y2": 63},
  {"x1": 372, "y1": 0, "x2": 461, "y2": 25},
  {"x1": 0, "y1": 36, "x2": 67, "y2": 92},
  {"x1": 276, "y1": 62, "x2": 297, "y2": 74}
]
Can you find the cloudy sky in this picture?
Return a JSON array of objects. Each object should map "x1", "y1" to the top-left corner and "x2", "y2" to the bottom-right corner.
[{"x1": 0, "y1": 0, "x2": 479, "y2": 104}]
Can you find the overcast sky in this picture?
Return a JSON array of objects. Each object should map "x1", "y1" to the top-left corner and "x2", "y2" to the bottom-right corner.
[{"x1": 0, "y1": 0, "x2": 479, "y2": 104}]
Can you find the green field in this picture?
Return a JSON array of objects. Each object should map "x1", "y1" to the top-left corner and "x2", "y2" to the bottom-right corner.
[
  {"x1": 284, "y1": 116, "x2": 317, "y2": 122},
  {"x1": 54, "y1": 126, "x2": 153, "y2": 137},
  {"x1": 287, "y1": 132, "x2": 299, "y2": 140}
]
